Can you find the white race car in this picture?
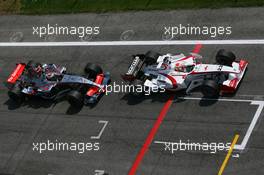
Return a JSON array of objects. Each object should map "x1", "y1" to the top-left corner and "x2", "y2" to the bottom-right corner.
[{"x1": 122, "y1": 49, "x2": 248, "y2": 97}]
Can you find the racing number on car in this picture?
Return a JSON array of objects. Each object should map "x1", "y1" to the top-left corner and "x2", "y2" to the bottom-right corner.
[{"x1": 217, "y1": 65, "x2": 223, "y2": 71}]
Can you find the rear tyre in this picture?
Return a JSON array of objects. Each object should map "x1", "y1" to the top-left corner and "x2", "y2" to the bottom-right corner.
[
  {"x1": 84, "y1": 63, "x2": 103, "y2": 79},
  {"x1": 145, "y1": 51, "x2": 161, "y2": 65},
  {"x1": 67, "y1": 90, "x2": 84, "y2": 107},
  {"x1": 216, "y1": 49, "x2": 236, "y2": 66},
  {"x1": 8, "y1": 84, "x2": 24, "y2": 103},
  {"x1": 201, "y1": 80, "x2": 220, "y2": 98}
]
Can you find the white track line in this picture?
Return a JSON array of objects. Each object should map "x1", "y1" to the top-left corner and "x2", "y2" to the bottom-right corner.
[
  {"x1": 1, "y1": 39, "x2": 264, "y2": 46},
  {"x1": 234, "y1": 101, "x2": 264, "y2": 151},
  {"x1": 90, "y1": 120, "x2": 109, "y2": 140},
  {"x1": 177, "y1": 97, "x2": 253, "y2": 103},
  {"x1": 177, "y1": 97, "x2": 264, "y2": 152}
]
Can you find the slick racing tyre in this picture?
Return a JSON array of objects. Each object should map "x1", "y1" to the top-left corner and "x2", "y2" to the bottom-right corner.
[
  {"x1": 216, "y1": 49, "x2": 236, "y2": 67},
  {"x1": 201, "y1": 80, "x2": 220, "y2": 98},
  {"x1": 84, "y1": 63, "x2": 103, "y2": 79},
  {"x1": 8, "y1": 84, "x2": 24, "y2": 104},
  {"x1": 145, "y1": 51, "x2": 161, "y2": 65},
  {"x1": 67, "y1": 90, "x2": 84, "y2": 107}
]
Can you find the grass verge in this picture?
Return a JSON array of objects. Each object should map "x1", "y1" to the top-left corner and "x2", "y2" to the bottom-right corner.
[{"x1": 1, "y1": 0, "x2": 264, "y2": 14}]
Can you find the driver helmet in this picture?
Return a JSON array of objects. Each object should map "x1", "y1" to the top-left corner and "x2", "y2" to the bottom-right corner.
[
  {"x1": 175, "y1": 62, "x2": 186, "y2": 72},
  {"x1": 27, "y1": 62, "x2": 43, "y2": 77}
]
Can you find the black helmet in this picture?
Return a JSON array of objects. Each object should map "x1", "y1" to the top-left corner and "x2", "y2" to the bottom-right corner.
[{"x1": 26, "y1": 61, "x2": 42, "y2": 77}]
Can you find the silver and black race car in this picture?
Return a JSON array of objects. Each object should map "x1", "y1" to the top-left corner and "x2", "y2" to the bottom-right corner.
[{"x1": 5, "y1": 60, "x2": 110, "y2": 107}]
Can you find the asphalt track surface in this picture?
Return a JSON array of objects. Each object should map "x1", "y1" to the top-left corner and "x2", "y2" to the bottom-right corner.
[{"x1": 0, "y1": 7, "x2": 264, "y2": 175}]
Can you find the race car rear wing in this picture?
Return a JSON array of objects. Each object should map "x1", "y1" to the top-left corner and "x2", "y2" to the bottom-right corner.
[
  {"x1": 6, "y1": 63, "x2": 26, "y2": 84},
  {"x1": 122, "y1": 55, "x2": 145, "y2": 82}
]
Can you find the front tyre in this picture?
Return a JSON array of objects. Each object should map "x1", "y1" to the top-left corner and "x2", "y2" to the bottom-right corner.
[
  {"x1": 201, "y1": 80, "x2": 220, "y2": 98},
  {"x1": 216, "y1": 49, "x2": 236, "y2": 66},
  {"x1": 84, "y1": 63, "x2": 103, "y2": 79},
  {"x1": 145, "y1": 51, "x2": 161, "y2": 65},
  {"x1": 67, "y1": 90, "x2": 84, "y2": 107}
]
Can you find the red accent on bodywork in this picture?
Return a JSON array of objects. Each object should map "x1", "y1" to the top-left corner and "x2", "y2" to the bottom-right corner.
[
  {"x1": 175, "y1": 56, "x2": 192, "y2": 62},
  {"x1": 192, "y1": 44, "x2": 203, "y2": 54},
  {"x1": 160, "y1": 73, "x2": 177, "y2": 88},
  {"x1": 220, "y1": 85, "x2": 236, "y2": 93},
  {"x1": 121, "y1": 74, "x2": 136, "y2": 82},
  {"x1": 86, "y1": 74, "x2": 104, "y2": 96},
  {"x1": 239, "y1": 60, "x2": 248, "y2": 70},
  {"x1": 220, "y1": 78, "x2": 238, "y2": 93},
  {"x1": 7, "y1": 64, "x2": 26, "y2": 84},
  {"x1": 229, "y1": 78, "x2": 238, "y2": 88},
  {"x1": 190, "y1": 70, "x2": 237, "y2": 75},
  {"x1": 161, "y1": 63, "x2": 168, "y2": 70}
]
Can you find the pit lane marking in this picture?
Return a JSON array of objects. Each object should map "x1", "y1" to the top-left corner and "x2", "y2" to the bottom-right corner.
[
  {"x1": 1, "y1": 39, "x2": 264, "y2": 46},
  {"x1": 128, "y1": 95, "x2": 175, "y2": 175},
  {"x1": 178, "y1": 97, "x2": 253, "y2": 103},
  {"x1": 177, "y1": 97, "x2": 264, "y2": 151},
  {"x1": 91, "y1": 120, "x2": 109, "y2": 140},
  {"x1": 235, "y1": 101, "x2": 264, "y2": 150},
  {"x1": 218, "y1": 134, "x2": 240, "y2": 175}
]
